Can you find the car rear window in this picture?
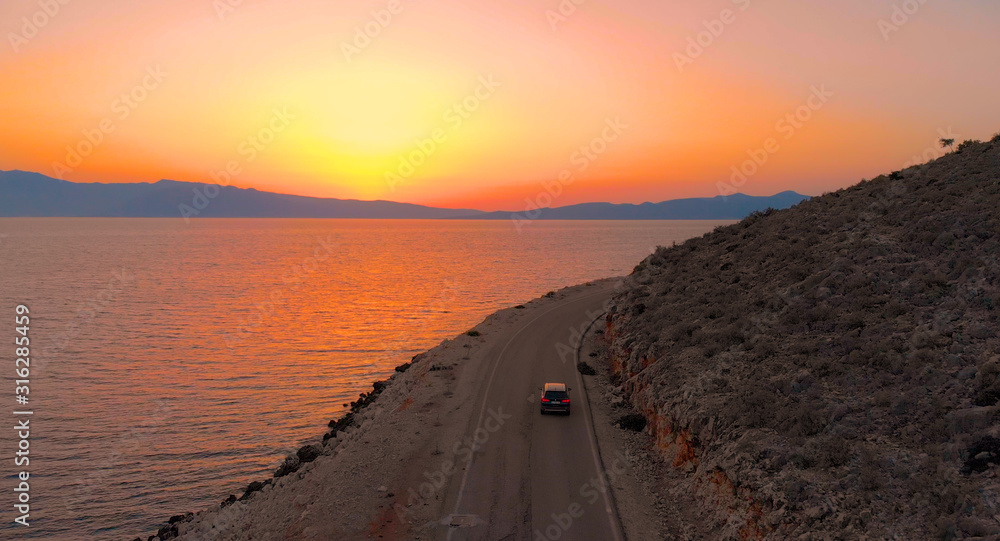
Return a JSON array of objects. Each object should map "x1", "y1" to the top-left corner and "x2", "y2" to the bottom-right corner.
[{"x1": 544, "y1": 391, "x2": 568, "y2": 400}]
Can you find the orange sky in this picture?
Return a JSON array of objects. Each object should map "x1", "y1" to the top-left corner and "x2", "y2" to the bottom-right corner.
[{"x1": 2, "y1": 0, "x2": 999, "y2": 210}]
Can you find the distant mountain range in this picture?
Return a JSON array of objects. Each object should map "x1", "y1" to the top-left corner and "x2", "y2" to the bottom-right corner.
[
  {"x1": 0, "y1": 170, "x2": 809, "y2": 219},
  {"x1": 0, "y1": 171, "x2": 479, "y2": 219},
  {"x1": 477, "y1": 191, "x2": 810, "y2": 220}
]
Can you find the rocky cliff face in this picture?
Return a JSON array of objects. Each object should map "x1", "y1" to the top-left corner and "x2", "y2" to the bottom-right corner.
[{"x1": 604, "y1": 136, "x2": 1000, "y2": 539}]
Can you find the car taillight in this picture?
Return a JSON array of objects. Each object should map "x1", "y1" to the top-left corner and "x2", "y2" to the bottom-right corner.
[
  {"x1": 561, "y1": 399, "x2": 570, "y2": 403},
  {"x1": 541, "y1": 398, "x2": 551, "y2": 402}
]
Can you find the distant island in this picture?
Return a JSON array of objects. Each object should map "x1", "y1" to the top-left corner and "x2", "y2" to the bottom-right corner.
[{"x1": 0, "y1": 170, "x2": 809, "y2": 219}]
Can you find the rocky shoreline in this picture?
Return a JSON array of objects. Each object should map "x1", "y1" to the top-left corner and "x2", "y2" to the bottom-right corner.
[{"x1": 132, "y1": 355, "x2": 425, "y2": 541}]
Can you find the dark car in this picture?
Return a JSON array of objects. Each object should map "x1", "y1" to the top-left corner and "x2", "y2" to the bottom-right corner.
[{"x1": 540, "y1": 382, "x2": 571, "y2": 415}]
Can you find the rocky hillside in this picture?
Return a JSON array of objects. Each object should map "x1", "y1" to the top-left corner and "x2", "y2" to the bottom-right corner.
[{"x1": 603, "y1": 135, "x2": 1000, "y2": 539}]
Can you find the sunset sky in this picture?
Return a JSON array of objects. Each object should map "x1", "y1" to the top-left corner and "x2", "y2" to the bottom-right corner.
[{"x1": 2, "y1": 0, "x2": 998, "y2": 210}]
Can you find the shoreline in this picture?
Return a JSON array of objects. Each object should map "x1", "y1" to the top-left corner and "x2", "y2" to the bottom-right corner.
[
  {"x1": 133, "y1": 356, "x2": 414, "y2": 541},
  {"x1": 133, "y1": 277, "x2": 630, "y2": 541}
]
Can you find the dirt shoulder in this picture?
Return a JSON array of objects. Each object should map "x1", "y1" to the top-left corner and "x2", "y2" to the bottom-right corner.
[{"x1": 580, "y1": 319, "x2": 720, "y2": 541}]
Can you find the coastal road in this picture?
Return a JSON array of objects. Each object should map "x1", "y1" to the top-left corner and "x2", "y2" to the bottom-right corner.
[{"x1": 440, "y1": 281, "x2": 626, "y2": 541}]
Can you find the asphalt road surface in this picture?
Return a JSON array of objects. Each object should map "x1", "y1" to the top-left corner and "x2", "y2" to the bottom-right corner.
[{"x1": 441, "y1": 281, "x2": 626, "y2": 541}]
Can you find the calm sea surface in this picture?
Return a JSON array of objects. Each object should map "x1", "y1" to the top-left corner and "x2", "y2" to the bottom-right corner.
[{"x1": 0, "y1": 218, "x2": 730, "y2": 540}]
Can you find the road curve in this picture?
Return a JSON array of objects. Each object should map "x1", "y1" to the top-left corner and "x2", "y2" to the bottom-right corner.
[{"x1": 440, "y1": 280, "x2": 625, "y2": 541}]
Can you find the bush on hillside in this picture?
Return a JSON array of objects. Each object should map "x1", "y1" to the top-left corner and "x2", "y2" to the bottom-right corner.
[
  {"x1": 616, "y1": 413, "x2": 647, "y2": 432},
  {"x1": 957, "y1": 139, "x2": 983, "y2": 152}
]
